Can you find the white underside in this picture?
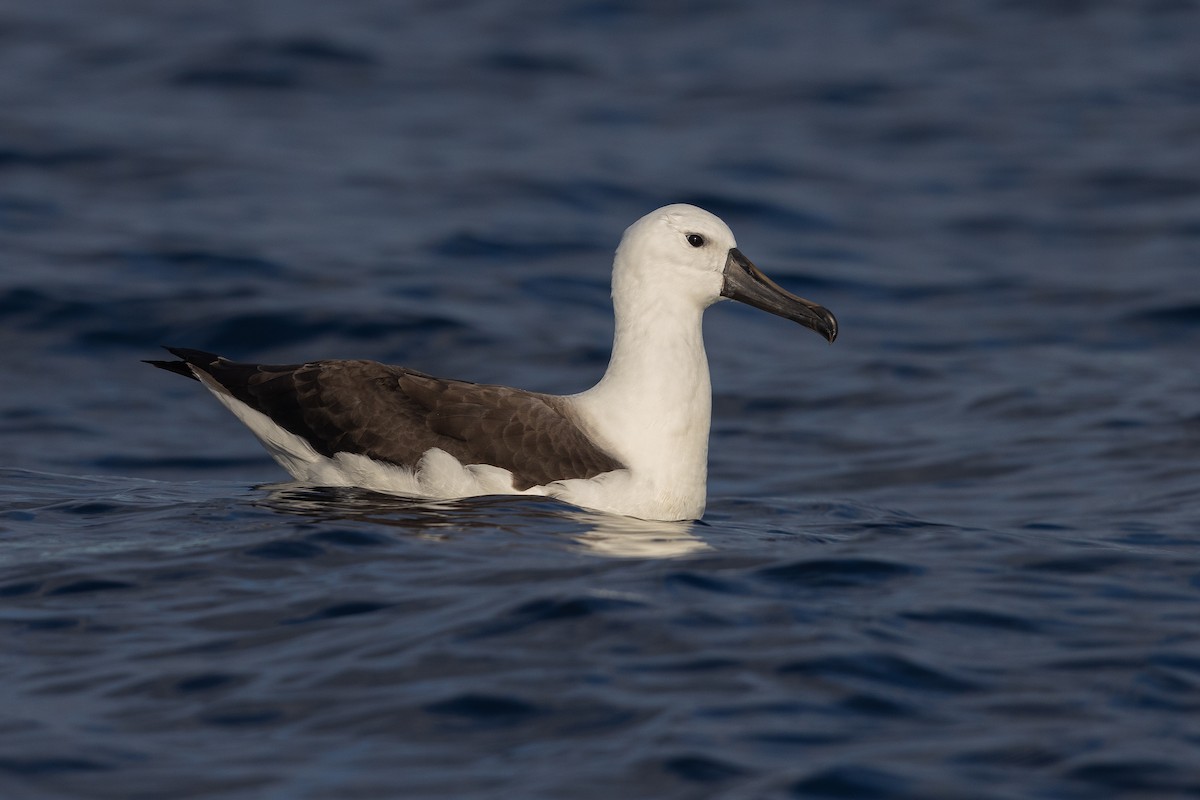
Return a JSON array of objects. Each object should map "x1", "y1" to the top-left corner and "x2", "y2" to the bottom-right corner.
[{"x1": 199, "y1": 376, "x2": 701, "y2": 522}]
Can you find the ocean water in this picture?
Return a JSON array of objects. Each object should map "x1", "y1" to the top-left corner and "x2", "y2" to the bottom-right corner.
[{"x1": 3, "y1": 1, "x2": 1200, "y2": 798}]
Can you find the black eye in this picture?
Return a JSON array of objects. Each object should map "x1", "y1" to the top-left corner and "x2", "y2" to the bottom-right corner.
[{"x1": 686, "y1": 233, "x2": 705, "y2": 248}]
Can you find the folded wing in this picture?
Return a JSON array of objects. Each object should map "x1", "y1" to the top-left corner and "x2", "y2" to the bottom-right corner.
[{"x1": 150, "y1": 348, "x2": 624, "y2": 490}]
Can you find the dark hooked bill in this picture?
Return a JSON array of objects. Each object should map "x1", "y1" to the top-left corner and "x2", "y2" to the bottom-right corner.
[{"x1": 721, "y1": 248, "x2": 838, "y2": 343}]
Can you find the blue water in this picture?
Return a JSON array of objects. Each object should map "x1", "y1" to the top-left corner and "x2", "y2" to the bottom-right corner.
[{"x1": 3, "y1": 1, "x2": 1200, "y2": 797}]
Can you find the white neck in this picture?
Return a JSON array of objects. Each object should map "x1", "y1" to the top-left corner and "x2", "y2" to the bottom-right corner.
[{"x1": 571, "y1": 285, "x2": 713, "y2": 512}]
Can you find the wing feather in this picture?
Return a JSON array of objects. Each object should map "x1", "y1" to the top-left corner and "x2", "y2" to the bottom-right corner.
[{"x1": 154, "y1": 348, "x2": 623, "y2": 489}]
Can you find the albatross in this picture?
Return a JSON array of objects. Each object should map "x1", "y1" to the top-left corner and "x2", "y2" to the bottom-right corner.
[{"x1": 147, "y1": 204, "x2": 837, "y2": 521}]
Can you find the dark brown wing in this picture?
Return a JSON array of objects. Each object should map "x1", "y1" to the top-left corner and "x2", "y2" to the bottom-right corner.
[{"x1": 148, "y1": 348, "x2": 624, "y2": 489}]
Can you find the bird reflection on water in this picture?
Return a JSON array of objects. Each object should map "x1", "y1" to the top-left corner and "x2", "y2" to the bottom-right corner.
[{"x1": 256, "y1": 485, "x2": 709, "y2": 558}]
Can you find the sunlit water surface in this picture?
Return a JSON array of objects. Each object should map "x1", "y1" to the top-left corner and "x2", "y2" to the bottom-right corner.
[{"x1": 2, "y1": 2, "x2": 1199, "y2": 798}]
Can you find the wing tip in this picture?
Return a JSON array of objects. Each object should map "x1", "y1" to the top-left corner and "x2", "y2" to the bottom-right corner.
[{"x1": 144, "y1": 346, "x2": 221, "y2": 381}]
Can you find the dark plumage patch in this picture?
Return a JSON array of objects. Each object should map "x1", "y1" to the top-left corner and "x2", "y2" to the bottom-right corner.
[
  {"x1": 143, "y1": 357, "x2": 198, "y2": 380},
  {"x1": 147, "y1": 347, "x2": 624, "y2": 489}
]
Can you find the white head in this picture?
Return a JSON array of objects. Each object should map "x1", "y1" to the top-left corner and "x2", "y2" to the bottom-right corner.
[
  {"x1": 612, "y1": 203, "x2": 837, "y2": 341},
  {"x1": 612, "y1": 204, "x2": 737, "y2": 308}
]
